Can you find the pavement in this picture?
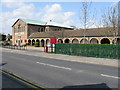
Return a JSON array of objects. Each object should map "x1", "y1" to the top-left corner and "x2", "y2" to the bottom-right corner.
[{"x1": 2, "y1": 46, "x2": 119, "y2": 67}]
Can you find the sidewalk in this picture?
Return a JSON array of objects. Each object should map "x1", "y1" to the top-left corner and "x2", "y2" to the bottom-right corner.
[{"x1": 2, "y1": 47, "x2": 119, "y2": 67}]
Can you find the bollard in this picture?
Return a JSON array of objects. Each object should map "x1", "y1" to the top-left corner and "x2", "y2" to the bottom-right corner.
[
  {"x1": 44, "y1": 46, "x2": 45, "y2": 52},
  {"x1": 46, "y1": 46, "x2": 48, "y2": 53}
]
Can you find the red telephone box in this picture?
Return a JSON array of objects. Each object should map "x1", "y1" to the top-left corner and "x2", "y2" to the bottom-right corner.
[{"x1": 50, "y1": 38, "x2": 57, "y2": 44}]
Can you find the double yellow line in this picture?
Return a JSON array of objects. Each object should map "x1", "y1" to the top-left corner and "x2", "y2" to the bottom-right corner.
[{"x1": 1, "y1": 69, "x2": 47, "y2": 89}]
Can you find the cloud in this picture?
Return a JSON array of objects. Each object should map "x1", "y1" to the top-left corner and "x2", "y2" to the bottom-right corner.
[
  {"x1": 2, "y1": 2, "x2": 25, "y2": 8},
  {"x1": 78, "y1": 20, "x2": 104, "y2": 29},
  {"x1": 1, "y1": 2, "x2": 41, "y2": 34},
  {"x1": 1, "y1": 3, "x2": 75, "y2": 34},
  {"x1": 40, "y1": 4, "x2": 75, "y2": 26}
]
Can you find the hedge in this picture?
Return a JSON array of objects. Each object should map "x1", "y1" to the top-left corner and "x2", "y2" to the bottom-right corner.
[{"x1": 55, "y1": 44, "x2": 120, "y2": 59}]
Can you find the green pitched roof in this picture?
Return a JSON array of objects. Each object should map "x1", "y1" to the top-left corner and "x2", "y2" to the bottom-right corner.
[
  {"x1": 19, "y1": 18, "x2": 73, "y2": 29},
  {"x1": 46, "y1": 21, "x2": 73, "y2": 29},
  {"x1": 20, "y1": 18, "x2": 45, "y2": 26}
]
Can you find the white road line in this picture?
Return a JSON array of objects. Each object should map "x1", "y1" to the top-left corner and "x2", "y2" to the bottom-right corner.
[
  {"x1": 36, "y1": 62, "x2": 72, "y2": 70},
  {"x1": 101, "y1": 74, "x2": 120, "y2": 79}
]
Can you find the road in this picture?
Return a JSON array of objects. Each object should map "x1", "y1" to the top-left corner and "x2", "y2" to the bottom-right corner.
[
  {"x1": 2, "y1": 51, "x2": 119, "y2": 89},
  {"x1": 1, "y1": 70, "x2": 45, "y2": 89}
]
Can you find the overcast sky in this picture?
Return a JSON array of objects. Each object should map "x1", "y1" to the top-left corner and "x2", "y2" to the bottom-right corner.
[{"x1": 0, "y1": 0, "x2": 119, "y2": 34}]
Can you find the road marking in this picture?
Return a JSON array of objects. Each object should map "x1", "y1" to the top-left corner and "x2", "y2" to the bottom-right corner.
[
  {"x1": 101, "y1": 74, "x2": 120, "y2": 79},
  {"x1": 1, "y1": 69, "x2": 46, "y2": 89},
  {"x1": 36, "y1": 62, "x2": 72, "y2": 70},
  {"x1": 76, "y1": 70, "x2": 83, "y2": 73}
]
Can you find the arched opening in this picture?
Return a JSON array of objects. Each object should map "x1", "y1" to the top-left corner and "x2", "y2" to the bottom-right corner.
[
  {"x1": 46, "y1": 39, "x2": 50, "y2": 46},
  {"x1": 41, "y1": 39, "x2": 44, "y2": 47},
  {"x1": 80, "y1": 39, "x2": 88, "y2": 44},
  {"x1": 90, "y1": 38, "x2": 98, "y2": 44},
  {"x1": 32, "y1": 39, "x2": 35, "y2": 46},
  {"x1": 36, "y1": 39, "x2": 40, "y2": 46},
  {"x1": 64, "y1": 39, "x2": 70, "y2": 43},
  {"x1": 72, "y1": 39, "x2": 79, "y2": 43},
  {"x1": 101, "y1": 38, "x2": 110, "y2": 44},
  {"x1": 58, "y1": 39, "x2": 63, "y2": 43},
  {"x1": 112, "y1": 38, "x2": 120, "y2": 44},
  {"x1": 28, "y1": 39, "x2": 31, "y2": 45}
]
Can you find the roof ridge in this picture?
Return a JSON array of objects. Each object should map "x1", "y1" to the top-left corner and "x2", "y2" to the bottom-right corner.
[
  {"x1": 19, "y1": 18, "x2": 46, "y2": 23},
  {"x1": 13, "y1": 18, "x2": 73, "y2": 29}
]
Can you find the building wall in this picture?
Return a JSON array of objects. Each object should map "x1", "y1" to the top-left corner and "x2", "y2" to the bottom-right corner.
[
  {"x1": 28, "y1": 36, "x2": 120, "y2": 47},
  {"x1": 12, "y1": 19, "x2": 120, "y2": 46},
  {"x1": 12, "y1": 19, "x2": 28, "y2": 45},
  {"x1": 28, "y1": 25, "x2": 45, "y2": 37},
  {"x1": 49, "y1": 26, "x2": 64, "y2": 31}
]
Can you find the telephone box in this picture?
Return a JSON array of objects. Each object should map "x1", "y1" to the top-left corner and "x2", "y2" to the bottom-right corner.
[{"x1": 50, "y1": 38, "x2": 57, "y2": 44}]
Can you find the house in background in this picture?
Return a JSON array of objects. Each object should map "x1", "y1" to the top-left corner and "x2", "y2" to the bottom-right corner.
[
  {"x1": 12, "y1": 18, "x2": 120, "y2": 46},
  {"x1": 12, "y1": 18, "x2": 73, "y2": 46}
]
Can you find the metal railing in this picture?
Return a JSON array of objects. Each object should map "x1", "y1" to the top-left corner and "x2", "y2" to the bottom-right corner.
[
  {"x1": 2, "y1": 45, "x2": 27, "y2": 50},
  {"x1": 44, "y1": 46, "x2": 55, "y2": 53}
]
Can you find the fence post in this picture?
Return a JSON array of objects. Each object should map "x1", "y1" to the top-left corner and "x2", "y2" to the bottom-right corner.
[
  {"x1": 69, "y1": 44, "x2": 70, "y2": 55},
  {"x1": 26, "y1": 46, "x2": 27, "y2": 50},
  {"x1": 54, "y1": 44, "x2": 56, "y2": 53}
]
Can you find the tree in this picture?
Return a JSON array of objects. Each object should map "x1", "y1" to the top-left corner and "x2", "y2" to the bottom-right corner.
[
  {"x1": 79, "y1": 1, "x2": 94, "y2": 44},
  {"x1": 0, "y1": 34, "x2": 6, "y2": 41},
  {"x1": 7, "y1": 34, "x2": 12, "y2": 41},
  {"x1": 101, "y1": 3, "x2": 118, "y2": 44}
]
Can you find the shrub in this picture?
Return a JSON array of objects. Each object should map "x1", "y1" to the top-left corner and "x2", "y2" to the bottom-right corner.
[
  {"x1": 55, "y1": 43, "x2": 120, "y2": 59},
  {"x1": 35, "y1": 42, "x2": 39, "y2": 47}
]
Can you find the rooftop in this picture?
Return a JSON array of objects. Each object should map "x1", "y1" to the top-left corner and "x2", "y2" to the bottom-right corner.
[
  {"x1": 19, "y1": 18, "x2": 73, "y2": 29},
  {"x1": 29, "y1": 27, "x2": 117, "y2": 38}
]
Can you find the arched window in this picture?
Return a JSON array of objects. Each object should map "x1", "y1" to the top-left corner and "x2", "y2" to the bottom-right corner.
[
  {"x1": 18, "y1": 24, "x2": 21, "y2": 32},
  {"x1": 72, "y1": 39, "x2": 79, "y2": 43},
  {"x1": 112, "y1": 38, "x2": 120, "y2": 44},
  {"x1": 80, "y1": 39, "x2": 88, "y2": 44},
  {"x1": 58, "y1": 39, "x2": 63, "y2": 43},
  {"x1": 38, "y1": 28, "x2": 40, "y2": 32},
  {"x1": 28, "y1": 40, "x2": 31, "y2": 45},
  {"x1": 41, "y1": 39, "x2": 44, "y2": 47},
  {"x1": 41, "y1": 28, "x2": 44, "y2": 32},
  {"x1": 90, "y1": 38, "x2": 98, "y2": 44},
  {"x1": 46, "y1": 39, "x2": 50, "y2": 46},
  {"x1": 23, "y1": 26, "x2": 25, "y2": 32},
  {"x1": 36, "y1": 39, "x2": 40, "y2": 46},
  {"x1": 32, "y1": 39, "x2": 35, "y2": 46},
  {"x1": 64, "y1": 39, "x2": 70, "y2": 43},
  {"x1": 101, "y1": 38, "x2": 110, "y2": 44}
]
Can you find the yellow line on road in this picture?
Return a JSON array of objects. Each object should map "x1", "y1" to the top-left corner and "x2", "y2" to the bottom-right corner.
[{"x1": 1, "y1": 69, "x2": 48, "y2": 90}]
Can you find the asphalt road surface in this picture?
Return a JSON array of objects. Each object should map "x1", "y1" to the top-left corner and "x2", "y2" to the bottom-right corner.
[{"x1": 2, "y1": 51, "x2": 119, "y2": 89}]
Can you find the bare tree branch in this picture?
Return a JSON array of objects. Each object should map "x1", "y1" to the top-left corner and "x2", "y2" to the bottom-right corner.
[{"x1": 101, "y1": 3, "x2": 118, "y2": 44}]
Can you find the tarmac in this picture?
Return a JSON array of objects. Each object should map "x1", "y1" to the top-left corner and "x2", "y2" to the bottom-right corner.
[
  {"x1": 1, "y1": 69, "x2": 46, "y2": 89},
  {"x1": 1, "y1": 46, "x2": 119, "y2": 67}
]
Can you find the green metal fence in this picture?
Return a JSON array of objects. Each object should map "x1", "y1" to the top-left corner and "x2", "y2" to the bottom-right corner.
[{"x1": 55, "y1": 44, "x2": 120, "y2": 59}]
